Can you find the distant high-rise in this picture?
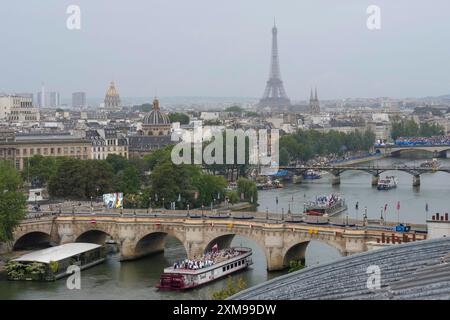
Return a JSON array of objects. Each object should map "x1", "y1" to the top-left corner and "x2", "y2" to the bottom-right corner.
[
  {"x1": 104, "y1": 81, "x2": 121, "y2": 109},
  {"x1": 47, "y1": 92, "x2": 60, "y2": 108},
  {"x1": 37, "y1": 83, "x2": 45, "y2": 107},
  {"x1": 72, "y1": 92, "x2": 86, "y2": 108},
  {"x1": 309, "y1": 88, "x2": 320, "y2": 114},
  {"x1": 258, "y1": 21, "x2": 291, "y2": 109},
  {"x1": 36, "y1": 83, "x2": 60, "y2": 108}
]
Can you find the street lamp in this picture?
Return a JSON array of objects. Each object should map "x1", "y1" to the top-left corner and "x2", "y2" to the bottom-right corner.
[
  {"x1": 162, "y1": 197, "x2": 165, "y2": 210},
  {"x1": 96, "y1": 187, "x2": 100, "y2": 202},
  {"x1": 187, "y1": 204, "x2": 190, "y2": 217},
  {"x1": 201, "y1": 204, "x2": 204, "y2": 218},
  {"x1": 148, "y1": 196, "x2": 152, "y2": 214}
]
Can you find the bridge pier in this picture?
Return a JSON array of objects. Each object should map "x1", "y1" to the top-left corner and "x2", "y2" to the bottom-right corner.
[
  {"x1": 371, "y1": 175, "x2": 379, "y2": 186},
  {"x1": 331, "y1": 175, "x2": 340, "y2": 186},
  {"x1": 413, "y1": 175, "x2": 421, "y2": 187}
]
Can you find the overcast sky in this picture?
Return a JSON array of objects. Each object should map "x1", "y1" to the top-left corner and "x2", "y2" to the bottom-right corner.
[{"x1": 1, "y1": 0, "x2": 450, "y2": 100}]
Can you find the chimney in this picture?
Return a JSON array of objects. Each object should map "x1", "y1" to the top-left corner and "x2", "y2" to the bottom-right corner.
[{"x1": 446, "y1": 213, "x2": 449, "y2": 221}]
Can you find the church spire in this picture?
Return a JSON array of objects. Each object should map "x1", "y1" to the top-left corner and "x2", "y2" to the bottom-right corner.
[{"x1": 314, "y1": 87, "x2": 318, "y2": 101}]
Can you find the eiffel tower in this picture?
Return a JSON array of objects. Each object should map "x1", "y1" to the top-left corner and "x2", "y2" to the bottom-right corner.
[{"x1": 258, "y1": 21, "x2": 291, "y2": 109}]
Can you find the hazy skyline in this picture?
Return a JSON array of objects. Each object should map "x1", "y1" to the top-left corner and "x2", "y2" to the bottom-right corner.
[{"x1": 2, "y1": 0, "x2": 450, "y2": 100}]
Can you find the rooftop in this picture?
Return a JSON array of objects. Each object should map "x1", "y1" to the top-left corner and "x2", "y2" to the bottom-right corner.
[
  {"x1": 231, "y1": 237, "x2": 450, "y2": 300},
  {"x1": 13, "y1": 243, "x2": 102, "y2": 264}
]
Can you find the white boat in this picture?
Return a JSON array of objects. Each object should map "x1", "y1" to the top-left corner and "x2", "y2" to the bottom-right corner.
[
  {"x1": 156, "y1": 247, "x2": 252, "y2": 290},
  {"x1": 303, "y1": 193, "x2": 347, "y2": 216},
  {"x1": 377, "y1": 176, "x2": 398, "y2": 190}
]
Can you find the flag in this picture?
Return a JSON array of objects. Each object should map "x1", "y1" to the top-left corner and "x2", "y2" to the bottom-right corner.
[
  {"x1": 212, "y1": 243, "x2": 219, "y2": 251},
  {"x1": 396, "y1": 201, "x2": 400, "y2": 210},
  {"x1": 355, "y1": 201, "x2": 359, "y2": 210},
  {"x1": 425, "y1": 203, "x2": 429, "y2": 212},
  {"x1": 384, "y1": 204, "x2": 388, "y2": 212},
  {"x1": 276, "y1": 196, "x2": 279, "y2": 205},
  {"x1": 177, "y1": 193, "x2": 181, "y2": 202}
]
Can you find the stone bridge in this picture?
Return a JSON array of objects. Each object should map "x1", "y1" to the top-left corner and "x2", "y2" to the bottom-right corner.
[
  {"x1": 12, "y1": 211, "x2": 427, "y2": 271},
  {"x1": 375, "y1": 144, "x2": 450, "y2": 157},
  {"x1": 280, "y1": 164, "x2": 450, "y2": 186}
]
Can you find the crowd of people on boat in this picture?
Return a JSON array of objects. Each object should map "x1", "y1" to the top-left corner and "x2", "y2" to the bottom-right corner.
[
  {"x1": 394, "y1": 135, "x2": 450, "y2": 146},
  {"x1": 172, "y1": 248, "x2": 240, "y2": 270}
]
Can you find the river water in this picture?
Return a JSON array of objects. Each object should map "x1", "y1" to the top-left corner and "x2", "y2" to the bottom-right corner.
[{"x1": 1, "y1": 156, "x2": 447, "y2": 300}]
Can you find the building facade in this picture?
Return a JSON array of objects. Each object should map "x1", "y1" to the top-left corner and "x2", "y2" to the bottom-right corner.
[
  {"x1": 0, "y1": 95, "x2": 40, "y2": 122},
  {"x1": 0, "y1": 132, "x2": 91, "y2": 170},
  {"x1": 86, "y1": 128, "x2": 129, "y2": 160}
]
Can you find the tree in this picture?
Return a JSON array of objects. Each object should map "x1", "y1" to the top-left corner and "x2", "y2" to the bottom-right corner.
[
  {"x1": 237, "y1": 178, "x2": 258, "y2": 204},
  {"x1": 192, "y1": 174, "x2": 227, "y2": 207},
  {"x1": 288, "y1": 260, "x2": 305, "y2": 273},
  {"x1": 22, "y1": 155, "x2": 59, "y2": 186},
  {"x1": 0, "y1": 161, "x2": 26, "y2": 242},
  {"x1": 224, "y1": 106, "x2": 243, "y2": 114},
  {"x1": 138, "y1": 103, "x2": 152, "y2": 112},
  {"x1": 48, "y1": 159, "x2": 114, "y2": 199},
  {"x1": 106, "y1": 154, "x2": 129, "y2": 174},
  {"x1": 144, "y1": 145, "x2": 173, "y2": 171},
  {"x1": 114, "y1": 165, "x2": 141, "y2": 194},
  {"x1": 212, "y1": 276, "x2": 247, "y2": 300},
  {"x1": 168, "y1": 112, "x2": 190, "y2": 125}
]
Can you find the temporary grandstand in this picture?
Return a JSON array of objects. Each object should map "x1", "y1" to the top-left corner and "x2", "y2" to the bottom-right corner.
[{"x1": 230, "y1": 237, "x2": 450, "y2": 300}]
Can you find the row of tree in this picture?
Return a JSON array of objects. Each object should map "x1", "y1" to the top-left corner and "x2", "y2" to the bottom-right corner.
[
  {"x1": 23, "y1": 145, "x2": 258, "y2": 209},
  {"x1": 390, "y1": 120, "x2": 444, "y2": 139},
  {"x1": 279, "y1": 129, "x2": 376, "y2": 165}
]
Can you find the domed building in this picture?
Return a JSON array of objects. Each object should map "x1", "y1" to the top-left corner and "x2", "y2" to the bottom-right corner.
[
  {"x1": 128, "y1": 97, "x2": 173, "y2": 158},
  {"x1": 141, "y1": 97, "x2": 171, "y2": 136},
  {"x1": 104, "y1": 81, "x2": 121, "y2": 109}
]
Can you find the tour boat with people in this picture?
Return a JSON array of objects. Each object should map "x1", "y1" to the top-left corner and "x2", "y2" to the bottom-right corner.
[
  {"x1": 156, "y1": 246, "x2": 253, "y2": 290},
  {"x1": 420, "y1": 158, "x2": 440, "y2": 170},
  {"x1": 302, "y1": 169, "x2": 321, "y2": 180},
  {"x1": 303, "y1": 193, "x2": 347, "y2": 216},
  {"x1": 377, "y1": 176, "x2": 398, "y2": 190}
]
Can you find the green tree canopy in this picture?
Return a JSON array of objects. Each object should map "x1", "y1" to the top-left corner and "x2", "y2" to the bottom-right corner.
[
  {"x1": 0, "y1": 161, "x2": 26, "y2": 242},
  {"x1": 169, "y1": 112, "x2": 190, "y2": 125}
]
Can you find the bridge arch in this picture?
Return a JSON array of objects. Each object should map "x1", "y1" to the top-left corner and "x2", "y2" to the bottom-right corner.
[
  {"x1": 281, "y1": 237, "x2": 346, "y2": 269},
  {"x1": 13, "y1": 231, "x2": 53, "y2": 250},
  {"x1": 202, "y1": 230, "x2": 268, "y2": 268},
  {"x1": 283, "y1": 241, "x2": 309, "y2": 266},
  {"x1": 131, "y1": 231, "x2": 188, "y2": 261},
  {"x1": 75, "y1": 229, "x2": 112, "y2": 245}
]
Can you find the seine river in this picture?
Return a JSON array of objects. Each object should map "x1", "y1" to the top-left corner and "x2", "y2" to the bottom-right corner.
[{"x1": 1, "y1": 155, "x2": 448, "y2": 300}]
